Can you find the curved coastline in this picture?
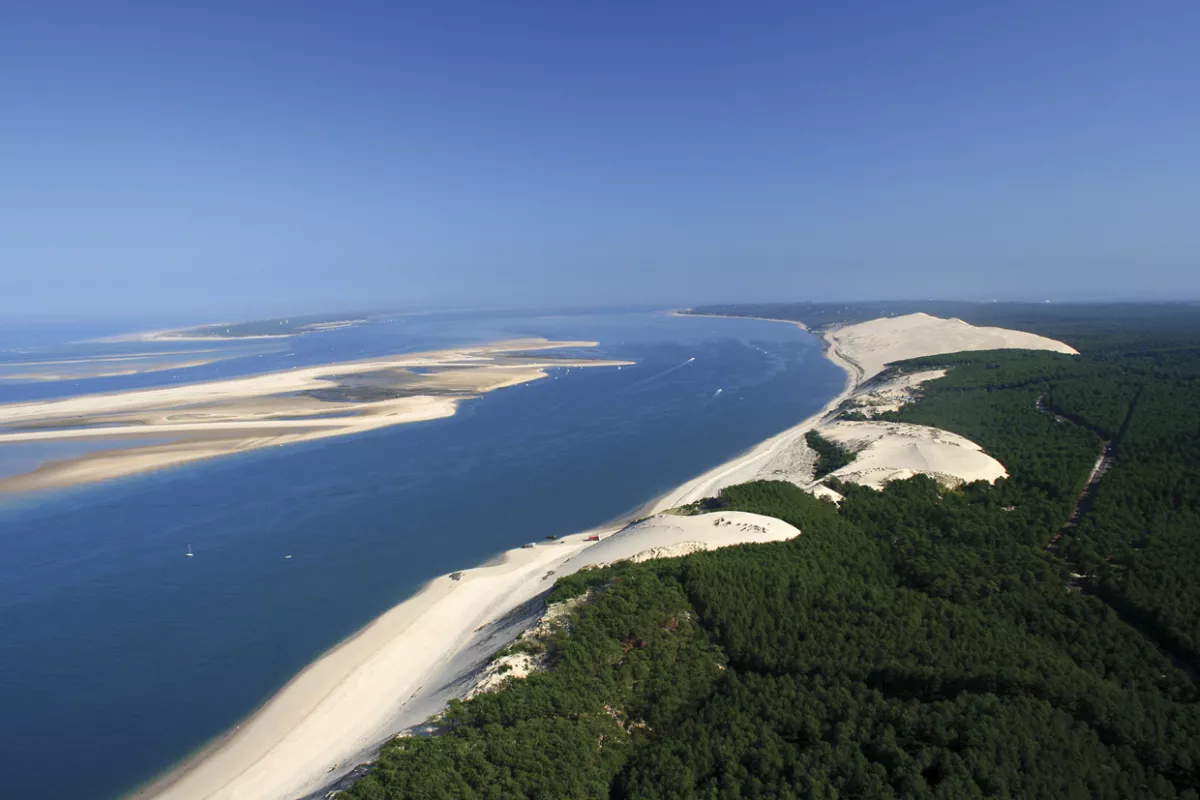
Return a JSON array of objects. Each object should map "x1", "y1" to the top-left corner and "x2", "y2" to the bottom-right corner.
[
  {"x1": 646, "y1": 325, "x2": 856, "y2": 513},
  {"x1": 133, "y1": 513, "x2": 809, "y2": 800},
  {"x1": 132, "y1": 321, "x2": 852, "y2": 800},
  {"x1": 133, "y1": 313, "x2": 1080, "y2": 800}
]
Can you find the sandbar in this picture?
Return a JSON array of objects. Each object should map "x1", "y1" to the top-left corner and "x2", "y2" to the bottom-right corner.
[{"x1": 0, "y1": 339, "x2": 628, "y2": 492}]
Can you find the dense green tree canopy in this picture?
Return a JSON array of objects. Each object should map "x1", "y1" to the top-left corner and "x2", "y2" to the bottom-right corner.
[{"x1": 341, "y1": 309, "x2": 1200, "y2": 799}]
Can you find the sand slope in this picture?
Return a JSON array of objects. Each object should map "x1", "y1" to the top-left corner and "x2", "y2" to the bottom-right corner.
[
  {"x1": 654, "y1": 313, "x2": 1075, "y2": 504},
  {"x1": 827, "y1": 312, "x2": 1077, "y2": 380},
  {"x1": 137, "y1": 512, "x2": 799, "y2": 800},
  {"x1": 817, "y1": 420, "x2": 1007, "y2": 490}
]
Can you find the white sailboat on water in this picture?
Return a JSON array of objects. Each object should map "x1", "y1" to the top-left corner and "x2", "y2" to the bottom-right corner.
[{"x1": 186, "y1": 544, "x2": 194, "y2": 558}]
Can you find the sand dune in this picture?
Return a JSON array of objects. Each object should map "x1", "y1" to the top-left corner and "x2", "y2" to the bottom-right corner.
[
  {"x1": 135, "y1": 512, "x2": 799, "y2": 800},
  {"x1": 132, "y1": 312, "x2": 1078, "y2": 800},
  {"x1": 826, "y1": 312, "x2": 1077, "y2": 380},
  {"x1": 654, "y1": 312, "x2": 1075, "y2": 504},
  {"x1": 817, "y1": 420, "x2": 1007, "y2": 490}
]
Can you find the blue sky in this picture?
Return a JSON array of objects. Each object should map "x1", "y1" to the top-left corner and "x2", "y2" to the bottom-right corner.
[{"x1": 3, "y1": 1, "x2": 1199, "y2": 320}]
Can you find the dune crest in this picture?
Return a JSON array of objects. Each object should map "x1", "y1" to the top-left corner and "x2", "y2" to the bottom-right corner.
[
  {"x1": 136, "y1": 512, "x2": 799, "y2": 800},
  {"x1": 653, "y1": 312, "x2": 1076, "y2": 506}
]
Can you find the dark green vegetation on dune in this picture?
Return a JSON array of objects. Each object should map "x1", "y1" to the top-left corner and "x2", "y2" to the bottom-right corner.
[
  {"x1": 342, "y1": 307, "x2": 1200, "y2": 799},
  {"x1": 804, "y1": 430, "x2": 856, "y2": 480}
]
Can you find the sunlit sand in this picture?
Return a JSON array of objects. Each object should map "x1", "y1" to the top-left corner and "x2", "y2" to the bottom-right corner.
[
  {"x1": 0, "y1": 339, "x2": 628, "y2": 492},
  {"x1": 132, "y1": 313, "x2": 1078, "y2": 800}
]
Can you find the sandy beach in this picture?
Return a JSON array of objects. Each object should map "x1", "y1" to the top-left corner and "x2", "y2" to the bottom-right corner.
[
  {"x1": 132, "y1": 312, "x2": 1077, "y2": 800},
  {"x1": 134, "y1": 511, "x2": 801, "y2": 800},
  {"x1": 652, "y1": 312, "x2": 1075, "y2": 506},
  {"x1": 0, "y1": 339, "x2": 629, "y2": 493}
]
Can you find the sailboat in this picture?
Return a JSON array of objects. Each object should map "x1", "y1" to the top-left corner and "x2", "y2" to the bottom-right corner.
[{"x1": 186, "y1": 544, "x2": 194, "y2": 558}]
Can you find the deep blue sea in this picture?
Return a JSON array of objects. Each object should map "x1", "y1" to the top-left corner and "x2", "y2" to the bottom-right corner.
[{"x1": 0, "y1": 309, "x2": 844, "y2": 799}]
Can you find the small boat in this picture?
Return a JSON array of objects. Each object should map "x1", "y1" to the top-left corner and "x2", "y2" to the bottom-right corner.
[
  {"x1": 284, "y1": 555, "x2": 292, "y2": 559},
  {"x1": 186, "y1": 544, "x2": 194, "y2": 558}
]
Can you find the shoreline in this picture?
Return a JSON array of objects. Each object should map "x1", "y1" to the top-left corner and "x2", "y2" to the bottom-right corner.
[
  {"x1": 131, "y1": 312, "x2": 1079, "y2": 800},
  {"x1": 133, "y1": 511, "x2": 803, "y2": 800},
  {"x1": 669, "y1": 309, "x2": 810, "y2": 331},
  {"x1": 644, "y1": 324, "x2": 855, "y2": 514},
  {"x1": 132, "y1": 322, "x2": 850, "y2": 800},
  {"x1": 0, "y1": 339, "x2": 630, "y2": 493},
  {"x1": 127, "y1": 548, "x2": 540, "y2": 800}
]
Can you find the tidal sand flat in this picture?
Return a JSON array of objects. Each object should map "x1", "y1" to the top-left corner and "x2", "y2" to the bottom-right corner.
[
  {"x1": 0, "y1": 350, "x2": 235, "y2": 382},
  {"x1": 0, "y1": 339, "x2": 628, "y2": 492},
  {"x1": 97, "y1": 315, "x2": 372, "y2": 343}
]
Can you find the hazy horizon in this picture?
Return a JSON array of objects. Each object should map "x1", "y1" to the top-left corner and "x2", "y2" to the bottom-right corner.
[
  {"x1": 6, "y1": 296, "x2": 1200, "y2": 332},
  {"x1": 4, "y1": 3, "x2": 1199, "y2": 319}
]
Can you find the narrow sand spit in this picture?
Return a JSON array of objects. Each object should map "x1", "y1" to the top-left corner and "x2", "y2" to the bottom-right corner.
[
  {"x1": 134, "y1": 313, "x2": 1078, "y2": 800},
  {"x1": 0, "y1": 357, "x2": 222, "y2": 382},
  {"x1": 0, "y1": 339, "x2": 629, "y2": 492},
  {"x1": 135, "y1": 512, "x2": 800, "y2": 800}
]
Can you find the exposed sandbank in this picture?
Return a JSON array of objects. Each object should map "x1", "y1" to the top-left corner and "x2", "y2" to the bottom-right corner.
[
  {"x1": 102, "y1": 318, "x2": 370, "y2": 343},
  {"x1": 0, "y1": 339, "x2": 629, "y2": 493},
  {"x1": 670, "y1": 309, "x2": 810, "y2": 331},
  {"x1": 0, "y1": 349, "x2": 255, "y2": 382}
]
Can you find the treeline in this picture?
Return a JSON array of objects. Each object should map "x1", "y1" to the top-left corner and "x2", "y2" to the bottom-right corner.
[
  {"x1": 340, "y1": 311, "x2": 1200, "y2": 799},
  {"x1": 344, "y1": 478, "x2": 1200, "y2": 799},
  {"x1": 804, "y1": 430, "x2": 855, "y2": 479},
  {"x1": 876, "y1": 335, "x2": 1200, "y2": 673},
  {"x1": 872, "y1": 350, "x2": 1100, "y2": 505}
]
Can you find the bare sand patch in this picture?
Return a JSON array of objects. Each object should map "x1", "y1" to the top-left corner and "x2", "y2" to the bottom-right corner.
[
  {"x1": 0, "y1": 349, "x2": 251, "y2": 382},
  {"x1": 817, "y1": 420, "x2": 1007, "y2": 490},
  {"x1": 0, "y1": 340, "x2": 628, "y2": 492},
  {"x1": 650, "y1": 312, "x2": 1075, "y2": 506}
]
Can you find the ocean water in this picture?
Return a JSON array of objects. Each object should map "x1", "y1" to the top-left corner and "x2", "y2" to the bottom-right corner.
[{"x1": 0, "y1": 309, "x2": 844, "y2": 799}]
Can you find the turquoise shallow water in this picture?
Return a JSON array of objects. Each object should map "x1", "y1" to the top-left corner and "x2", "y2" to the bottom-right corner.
[{"x1": 0, "y1": 309, "x2": 844, "y2": 799}]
